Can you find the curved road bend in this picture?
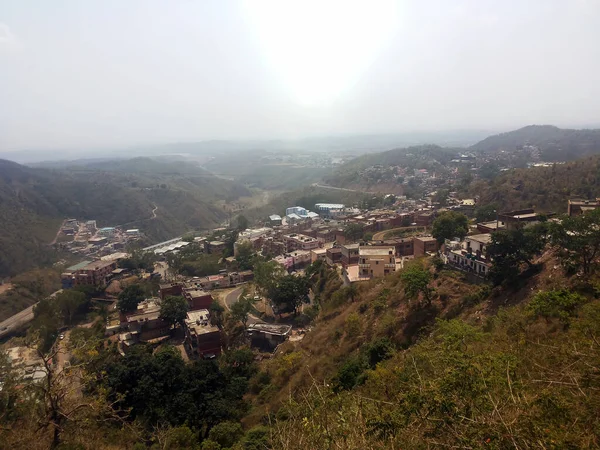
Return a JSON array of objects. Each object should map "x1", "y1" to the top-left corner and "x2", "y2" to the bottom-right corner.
[{"x1": 223, "y1": 286, "x2": 261, "y2": 325}]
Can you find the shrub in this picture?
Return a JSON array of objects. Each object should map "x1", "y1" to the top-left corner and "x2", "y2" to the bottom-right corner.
[
  {"x1": 527, "y1": 289, "x2": 585, "y2": 324},
  {"x1": 365, "y1": 338, "x2": 395, "y2": 368},
  {"x1": 345, "y1": 312, "x2": 362, "y2": 337},
  {"x1": 207, "y1": 421, "x2": 243, "y2": 448}
]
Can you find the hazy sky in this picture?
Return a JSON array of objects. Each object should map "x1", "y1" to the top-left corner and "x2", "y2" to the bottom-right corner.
[{"x1": 1, "y1": 0, "x2": 599, "y2": 150}]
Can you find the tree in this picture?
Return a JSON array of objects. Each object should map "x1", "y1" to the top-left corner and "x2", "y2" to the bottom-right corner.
[
  {"x1": 347, "y1": 283, "x2": 358, "y2": 303},
  {"x1": 432, "y1": 211, "x2": 469, "y2": 244},
  {"x1": 235, "y1": 214, "x2": 249, "y2": 231},
  {"x1": 345, "y1": 223, "x2": 365, "y2": 243},
  {"x1": 475, "y1": 203, "x2": 498, "y2": 223},
  {"x1": 159, "y1": 295, "x2": 189, "y2": 329},
  {"x1": 550, "y1": 209, "x2": 600, "y2": 275},
  {"x1": 400, "y1": 263, "x2": 433, "y2": 304},
  {"x1": 433, "y1": 189, "x2": 450, "y2": 207},
  {"x1": 487, "y1": 227, "x2": 545, "y2": 286},
  {"x1": 207, "y1": 421, "x2": 244, "y2": 448},
  {"x1": 269, "y1": 274, "x2": 310, "y2": 316},
  {"x1": 230, "y1": 294, "x2": 255, "y2": 329},
  {"x1": 253, "y1": 260, "x2": 285, "y2": 298},
  {"x1": 117, "y1": 284, "x2": 146, "y2": 313},
  {"x1": 54, "y1": 290, "x2": 87, "y2": 326},
  {"x1": 209, "y1": 300, "x2": 225, "y2": 330},
  {"x1": 235, "y1": 240, "x2": 255, "y2": 271}
]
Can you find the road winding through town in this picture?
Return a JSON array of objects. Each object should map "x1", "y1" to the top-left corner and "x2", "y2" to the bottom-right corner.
[{"x1": 223, "y1": 286, "x2": 261, "y2": 325}]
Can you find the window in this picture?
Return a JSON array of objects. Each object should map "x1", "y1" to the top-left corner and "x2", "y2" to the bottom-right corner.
[{"x1": 375, "y1": 261, "x2": 379, "y2": 265}]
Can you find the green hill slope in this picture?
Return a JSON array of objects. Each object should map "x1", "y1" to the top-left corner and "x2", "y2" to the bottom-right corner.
[
  {"x1": 469, "y1": 154, "x2": 600, "y2": 213},
  {"x1": 0, "y1": 158, "x2": 250, "y2": 276}
]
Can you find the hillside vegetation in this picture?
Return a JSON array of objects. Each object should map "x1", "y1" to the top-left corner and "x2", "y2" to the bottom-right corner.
[
  {"x1": 0, "y1": 158, "x2": 250, "y2": 277},
  {"x1": 325, "y1": 125, "x2": 600, "y2": 192},
  {"x1": 324, "y1": 145, "x2": 457, "y2": 192},
  {"x1": 240, "y1": 250, "x2": 600, "y2": 449},
  {"x1": 472, "y1": 124, "x2": 600, "y2": 160},
  {"x1": 471, "y1": 155, "x2": 600, "y2": 213}
]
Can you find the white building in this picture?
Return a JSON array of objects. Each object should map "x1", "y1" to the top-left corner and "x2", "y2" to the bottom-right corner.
[{"x1": 444, "y1": 234, "x2": 492, "y2": 277}]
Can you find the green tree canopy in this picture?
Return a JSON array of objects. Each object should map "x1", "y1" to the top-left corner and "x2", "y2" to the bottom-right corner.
[
  {"x1": 269, "y1": 274, "x2": 310, "y2": 315},
  {"x1": 209, "y1": 300, "x2": 225, "y2": 330},
  {"x1": 235, "y1": 240, "x2": 255, "y2": 271},
  {"x1": 54, "y1": 290, "x2": 87, "y2": 326},
  {"x1": 253, "y1": 260, "x2": 285, "y2": 298},
  {"x1": 431, "y1": 211, "x2": 469, "y2": 244},
  {"x1": 230, "y1": 294, "x2": 255, "y2": 329},
  {"x1": 159, "y1": 295, "x2": 189, "y2": 328},
  {"x1": 235, "y1": 214, "x2": 249, "y2": 231},
  {"x1": 475, "y1": 203, "x2": 498, "y2": 223},
  {"x1": 117, "y1": 284, "x2": 146, "y2": 313},
  {"x1": 487, "y1": 227, "x2": 545, "y2": 286},
  {"x1": 400, "y1": 263, "x2": 433, "y2": 304},
  {"x1": 344, "y1": 223, "x2": 365, "y2": 243},
  {"x1": 550, "y1": 208, "x2": 600, "y2": 275}
]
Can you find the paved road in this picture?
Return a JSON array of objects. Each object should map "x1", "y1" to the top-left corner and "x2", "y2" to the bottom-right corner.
[
  {"x1": 372, "y1": 225, "x2": 427, "y2": 241},
  {"x1": 0, "y1": 289, "x2": 63, "y2": 339},
  {"x1": 223, "y1": 286, "x2": 262, "y2": 325},
  {"x1": 312, "y1": 183, "x2": 377, "y2": 195}
]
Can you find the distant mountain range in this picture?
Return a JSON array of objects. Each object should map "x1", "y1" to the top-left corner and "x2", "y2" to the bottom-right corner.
[
  {"x1": 0, "y1": 130, "x2": 495, "y2": 164},
  {"x1": 0, "y1": 157, "x2": 249, "y2": 277},
  {"x1": 325, "y1": 125, "x2": 600, "y2": 191}
]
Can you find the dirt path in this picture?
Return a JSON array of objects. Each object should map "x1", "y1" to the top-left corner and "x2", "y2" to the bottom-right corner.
[
  {"x1": 0, "y1": 283, "x2": 13, "y2": 295},
  {"x1": 49, "y1": 219, "x2": 66, "y2": 245}
]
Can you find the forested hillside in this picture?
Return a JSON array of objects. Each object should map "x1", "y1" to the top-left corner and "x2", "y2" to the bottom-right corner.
[
  {"x1": 323, "y1": 126, "x2": 600, "y2": 192},
  {"x1": 323, "y1": 145, "x2": 458, "y2": 192},
  {"x1": 0, "y1": 158, "x2": 250, "y2": 277},
  {"x1": 471, "y1": 124, "x2": 600, "y2": 160},
  {"x1": 470, "y1": 155, "x2": 600, "y2": 213}
]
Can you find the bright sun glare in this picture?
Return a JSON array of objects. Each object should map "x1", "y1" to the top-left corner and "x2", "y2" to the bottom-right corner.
[{"x1": 244, "y1": 0, "x2": 399, "y2": 106}]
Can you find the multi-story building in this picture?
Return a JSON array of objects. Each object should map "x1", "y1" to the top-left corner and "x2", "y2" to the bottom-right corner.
[
  {"x1": 184, "y1": 309, "x2": 221, "y2": 358},
  {"x1": 358, "y1": 247, "x2": 397, "y2": 278},
  {"x1": 63, "y1": 260, "x2": 117, "y2": 287},
  {"x1": 159, "y1": 282, "x2": 184, "y2": 299},
  {"x1": 567, "y1": 199, "x2": 600, "y2": 217},
  {"x1": 444, "y1": 234, "x2": 492, "y2": 277},
  {"x1": 182, "y1": 288, "x2": 214, "y2": 311},
  {"x1": 283, "y1": 233, "x2": 320, "y2": 252},
  {"x1": 326, "y1": 247, "x2": 342, "y2": 265},
  {"x1": 413, "y1": 236, "x2": 439, "y2": 257},
  {"x1": 340, "y1": 243, "x2": 360, "y2": 267},
  {"x1": 204, "y1": 240, "x2": 226, "y2": 254},
  {"x1": 498, "y1": 209, "x2": 554, "y2": 230},
  {"x1": 314, "y1": 203, "x2": 345, "y2": 219}
]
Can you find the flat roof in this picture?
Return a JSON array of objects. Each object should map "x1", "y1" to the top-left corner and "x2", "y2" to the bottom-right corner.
[
  {"x1": 209, "y1": 241, "x2": 225, "y2": 245},
  {"x1": 66, "y1": 260, "x2": 93, "y2": 271},
  {"x1": 184, "y1": 288, "x2": 211, "y2": 297},
  {"x1": 83, "y1": 260, "x2": 115, "y2": 270},
  {"x1": 468, "y1": 234, "x2": 492, "y2": 244},
  {"x1": 415, "y1": 236, "x2": 437, "y2": 242},
  {"x1": 185, "y1": 310, "x2": 219, "y2": 335},
  {"x1": 359, "y1": 247, "x2": 394, "y2": 256},
  {"x1": 247, "y1": 323, "x2": 292, "y2": 336}
]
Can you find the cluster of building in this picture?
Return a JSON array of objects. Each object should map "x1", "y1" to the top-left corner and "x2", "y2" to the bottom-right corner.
[
  {"x1": 57, "y1": 218, "x2": 142, "y2": 259},
  {"x1": 60, "y1": 252, "x2": 131, "y2": 289},
  {"x1": 116, "y1": 276, "x2": 291, "y2": 356},
  {"x1": 4, "y1": 346, "x2": 47, "y2": 382}
]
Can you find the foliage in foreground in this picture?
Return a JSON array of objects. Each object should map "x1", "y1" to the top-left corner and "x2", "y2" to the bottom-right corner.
[{"x1": 268, "y1": 297, "x2": 600, "y2": 449}]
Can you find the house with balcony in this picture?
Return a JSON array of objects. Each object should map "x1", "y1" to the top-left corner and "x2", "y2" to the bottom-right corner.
[
  {"x1": 444, "y1": 233, "x2": 492, "y2": 277},
  {"x1": 358, "y1": 246, "x2": 397, "y2": 279},
  {"x1": 184, "y1": 309, "x2": 221, "y2": 358}
]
